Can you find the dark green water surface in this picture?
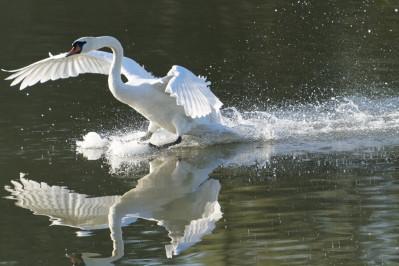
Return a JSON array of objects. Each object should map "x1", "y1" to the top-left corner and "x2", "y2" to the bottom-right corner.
[{"x1": 1, "y1": 0, "x2": 399, "y2": 265}]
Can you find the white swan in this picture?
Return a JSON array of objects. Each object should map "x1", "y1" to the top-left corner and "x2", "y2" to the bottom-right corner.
[{"x1": 3, "y1": 36, "x2": 224, "y2": 148}]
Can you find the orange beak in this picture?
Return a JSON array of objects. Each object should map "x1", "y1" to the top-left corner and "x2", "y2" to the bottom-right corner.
[{"x1": 66, "y1": 45, "x2": 81, "y2": 57}]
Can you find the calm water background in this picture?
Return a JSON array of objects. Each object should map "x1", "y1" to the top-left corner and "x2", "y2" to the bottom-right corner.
[{"x1": 1, "y1": 0, "x2": 399, "y2": 265}]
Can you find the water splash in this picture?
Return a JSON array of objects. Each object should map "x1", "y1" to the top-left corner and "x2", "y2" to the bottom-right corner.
[
  {"x1": 77, "y1": 95, "x2": 399, "y2": 162},
  {"x1": 224, "y1": 95, "x2": 399, "y2": 143}
]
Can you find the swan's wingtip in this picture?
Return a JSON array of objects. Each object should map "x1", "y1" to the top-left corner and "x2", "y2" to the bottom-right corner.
[
  {"x1": 14, "y1": 82, "x2": 28, "y2": 90},
  {"x1": 4, "y1": 75, "x2": 15, "y2": 81},
  {"x1": 2, "y1": 69, "x2": 21, "y2": 83},
  {"x1": 2, "y1": 68, "x2": 15, "y2": 75}
]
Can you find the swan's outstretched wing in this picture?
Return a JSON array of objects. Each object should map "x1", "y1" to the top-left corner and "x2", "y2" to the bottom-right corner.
[
  {"x1": 3, "y1": 51, "x2": 153, "y2": 90},
  {"x1": 165, "y1": 66, "x2": 223, "y2": 118}
]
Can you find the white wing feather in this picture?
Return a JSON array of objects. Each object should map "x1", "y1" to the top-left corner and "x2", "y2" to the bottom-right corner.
[
  {"x1": 3, "y1": 51, "x2": 153, "y2": 90},
  {"x1": 165, "y1": 65, "x2": 223, "y2": 118}
]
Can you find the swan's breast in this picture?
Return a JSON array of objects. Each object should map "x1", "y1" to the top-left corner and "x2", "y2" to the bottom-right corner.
[{"x1": 121, "y1": 82, "x2": 184, "y2": 132}]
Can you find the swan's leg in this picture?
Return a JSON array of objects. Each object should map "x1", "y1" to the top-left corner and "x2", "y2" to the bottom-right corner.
[
  {"x1": 140, "y1": 121, "x2": 160, "y2": 141},
  {"x1": 149, "y1": 136, "x2": 182, "y2": 149},
  {"x1": 148, "y1": 118, "x2": 185, "y2": 148},
  {"x1": 140, "y1": 131, "x2": 153, "y2": 141}
]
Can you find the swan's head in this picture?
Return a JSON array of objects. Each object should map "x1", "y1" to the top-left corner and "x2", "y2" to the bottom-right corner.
[{"x1": 66, "y1": 37, "x2": 96, "y2": 57}]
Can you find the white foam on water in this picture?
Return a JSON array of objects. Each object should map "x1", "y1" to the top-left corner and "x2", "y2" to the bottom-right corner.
[
  {"x1": 76, "y1": 132, "x2": 108, "y2": 149},
  {"x1": 76, "y1": 95, "x2": 399, "y2": 167}
]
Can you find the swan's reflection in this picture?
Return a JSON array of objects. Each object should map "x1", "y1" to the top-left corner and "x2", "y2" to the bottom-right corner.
[
  {"x1": 5, "y1": 158, "x2": 223, "y2": 264},
  {"x1": 5, "y1": 143, "x2": 271, "y2": 264}
]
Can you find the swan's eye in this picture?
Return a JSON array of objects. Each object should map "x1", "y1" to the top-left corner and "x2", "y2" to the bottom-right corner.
[
  {"x1": 77, "y1": 41, "x2": 86, "y2": 47},
  {"x1": 72, "y1": 41, "x2": 86, "y2": 49}
]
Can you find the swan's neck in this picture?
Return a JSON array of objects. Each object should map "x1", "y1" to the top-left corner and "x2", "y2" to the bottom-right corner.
[{"x1": 96, "y1": 36, "x2": 125, "y2": 98}]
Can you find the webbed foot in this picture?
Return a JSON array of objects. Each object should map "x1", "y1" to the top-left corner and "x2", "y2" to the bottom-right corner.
[{"x1": 149, "y1": 136, "x2": 182, "y2": 149}]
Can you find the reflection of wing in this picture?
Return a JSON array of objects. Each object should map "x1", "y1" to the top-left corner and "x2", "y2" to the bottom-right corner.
[
  {"x1": 5, "y1": 174, "x2": 120, "y2": 230},
  {"x1": 164, "y1": 179, "x2": 222, "y2": 258}
]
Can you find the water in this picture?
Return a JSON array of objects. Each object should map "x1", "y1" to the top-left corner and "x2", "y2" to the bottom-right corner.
[{"x1": 1, "y1": 0, "x2": 399, "y2": 265}]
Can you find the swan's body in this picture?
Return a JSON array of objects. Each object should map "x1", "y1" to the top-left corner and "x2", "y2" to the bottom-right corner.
[{"x1": 3, "y1": 36, "x2": 224, "y2": 147}]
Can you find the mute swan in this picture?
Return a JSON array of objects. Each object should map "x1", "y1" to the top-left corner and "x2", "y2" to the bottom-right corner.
[{"x1": 3, "y1": 36, "x2": 224, "y2": 148}]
